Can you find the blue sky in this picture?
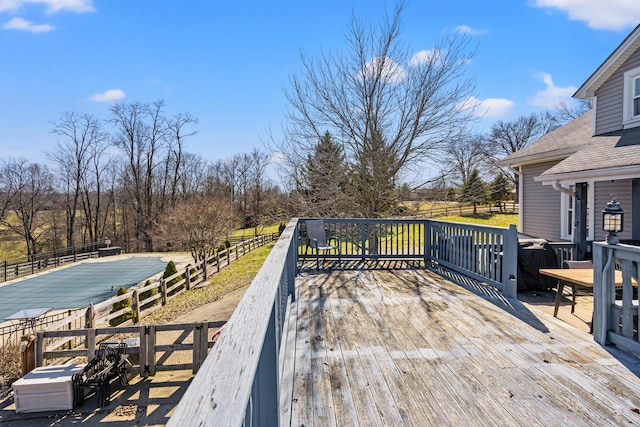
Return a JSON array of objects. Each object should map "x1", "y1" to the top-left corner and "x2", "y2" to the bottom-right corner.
[{"x1": 1, "y1": 1, "x2": 640, "y2": 172}]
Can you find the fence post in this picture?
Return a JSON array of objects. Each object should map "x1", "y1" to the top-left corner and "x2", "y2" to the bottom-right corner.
[
  {"x1": 148, "y1": 325, "x2": 156, "y2": 376},
  {"x1": 35, "y1": 331, "x2": 44, "y2": 367},
  {"x1": 185, "y1": 267, "x2": 191, "y2": 291},
  {"x1": 202, "y1": 258, "x2": 208, "y2": 281},
  {"x1": 85, "y1": 306, "x2": 95, "y2": 329},
  {"x1": 139, "y1": 325, "x2": 148, "y2": 377},
  {"x1": 133, "y1": 289, "x2": 141, "y2": 323},
  {"x1": 160, "y1": 278, "x2": 167, "y2": 305},
  {"x1": 2, "y1": 260, "x2": 6, "y2": 282},
  {"x1": 87, "y1": 328, "x2": 96, "y2": 360},
  {"x1": 501, "y1": 224, "x2": 518, "y2": 298}
]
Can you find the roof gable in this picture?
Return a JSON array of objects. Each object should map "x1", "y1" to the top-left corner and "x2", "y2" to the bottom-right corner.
[{"x1": 574, "y1": 24, "x2": 640, "y2": 98}]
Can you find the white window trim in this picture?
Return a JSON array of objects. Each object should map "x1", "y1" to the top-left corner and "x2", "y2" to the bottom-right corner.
[
  {"x1": 560, "y1": 182, "x2": 594, "y2": 242},
  {"x1": 623, "y1": 67, "x2": 640, "y2": 127}
]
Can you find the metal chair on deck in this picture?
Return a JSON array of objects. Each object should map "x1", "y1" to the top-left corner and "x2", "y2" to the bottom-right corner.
[{"x1": 304, "y1": 219, "x2": 341, "y2": 269}]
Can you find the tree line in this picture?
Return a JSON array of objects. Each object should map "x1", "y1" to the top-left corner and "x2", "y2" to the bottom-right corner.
[{"x1": 0, "y1": 100, "x2": 283, "y2": 259}]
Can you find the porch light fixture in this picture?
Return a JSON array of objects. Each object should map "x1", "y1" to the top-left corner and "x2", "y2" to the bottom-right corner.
[{"x1": 602, "y1": 195, "x2": 624, "y2": 245}]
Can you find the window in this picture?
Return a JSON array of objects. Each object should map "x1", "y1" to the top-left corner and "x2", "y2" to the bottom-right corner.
[
  {"x1": 623, "y1": 68, "x2": 640, "y2": 125},
  {"x1": 560, "y1": 182, "x2": 594, "y2": 241}
]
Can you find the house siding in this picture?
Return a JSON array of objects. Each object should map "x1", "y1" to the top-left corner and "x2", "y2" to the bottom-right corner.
[
  {"x1": 594, "y1": 179, "x2": 632, "y2": 242},
  {"x1": 595, "y1": 48, "x2": 640, "y2": 135},
  {"x1": 521, "y1": 162, "x2": 562, "y2": 240}
]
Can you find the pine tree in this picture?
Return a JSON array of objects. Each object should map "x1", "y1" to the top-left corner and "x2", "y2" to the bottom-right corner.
[{"x1": 459, "y1": 169, "x2": 487, "y2": 214}]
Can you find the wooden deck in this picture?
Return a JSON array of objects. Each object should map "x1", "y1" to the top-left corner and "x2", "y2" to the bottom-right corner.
[{"x1": 281, "y1": 264, "x2": 640, "y2": 426}]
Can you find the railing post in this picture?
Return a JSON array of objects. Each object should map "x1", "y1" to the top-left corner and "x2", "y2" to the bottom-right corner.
[
  {"x1": 501, "y1": 224, "x2": 518, "y2": 298},
  {"x1": 424, "y1": 221, "x2": 431, "y2": 266},
  {"x1": 35, "y1": 331, "x2": 44, "y2": 367},
  {"x1": 592, "y1": 243, "x2": 609, "y2": 345},
  {"x1": 133, "y1": 289, "x2": 141, "y2": 323}
]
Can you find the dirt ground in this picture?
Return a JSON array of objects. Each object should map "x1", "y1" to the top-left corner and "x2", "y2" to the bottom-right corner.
[{"x1": 0, "y1": 284, "x2": 249, "y2": 426}]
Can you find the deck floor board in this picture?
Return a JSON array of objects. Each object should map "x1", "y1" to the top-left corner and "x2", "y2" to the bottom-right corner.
[{"x1": 282, "y1": 266, "x2": 640, "y2": 426}]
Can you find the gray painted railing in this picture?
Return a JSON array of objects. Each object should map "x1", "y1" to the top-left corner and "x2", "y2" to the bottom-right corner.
[
  {"x1": 298, "y1": 218, "x2": 518, "y2": 298},
  {"x1": 169, "y1": 217, "x2": 520, "y2": 427},
  {"x1": 593, "y1": 242, "x2": 640, "y2": 355},
  {"x1": 168, "y1": 219, "x2": 298, "y2": 427}
]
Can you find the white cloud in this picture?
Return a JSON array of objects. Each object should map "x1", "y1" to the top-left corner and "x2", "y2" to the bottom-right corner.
[
  {"x1": 409, "y1": 49, "x2": 441, "y2": 67},
  {"x1": 532, "y1": 0, "x2": 640, "y2": 31},
  {"x1": 3, "y1": 16, "x2": 52, "y2": 32},
  {"x1": 461, "y1": 96, "x2": 515, "y2": 118},
  {"x1": 357, "y1": 56, "x2": 406, "y2": 84},
  {"x1": 529, "y1": 72, "x2": 576, "y2": 108},
  {"x1": 0, "y1": 0, "x2": 94, "y2": 13},
  {"x1": 90, "y1": 89, "x2": 125, "y2": 102},
  {"x1": 455, "y1": 24, "x2": 486, "y2": 35}
]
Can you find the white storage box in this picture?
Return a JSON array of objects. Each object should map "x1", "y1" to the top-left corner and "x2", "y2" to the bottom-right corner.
[{"x1": 13, "y1": 364, "x2": 84, "y2": 413}]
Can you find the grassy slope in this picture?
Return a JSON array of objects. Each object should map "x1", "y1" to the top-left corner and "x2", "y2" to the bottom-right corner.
[{"x1": 142, "y1": 242, "x2": 275, "y2": 324}]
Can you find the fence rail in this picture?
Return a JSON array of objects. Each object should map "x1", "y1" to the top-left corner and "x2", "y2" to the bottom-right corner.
[
  {"x1": 3, "y1": 233, "x2": 277, "y2": 349},
  {"x1": 35, "y1": 321, "x2": 225, "y2": 375}
]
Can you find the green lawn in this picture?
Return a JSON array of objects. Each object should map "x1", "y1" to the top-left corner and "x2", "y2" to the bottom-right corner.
[{"x1": 436, "y1": 212, "x2": 518, "y2": 228}]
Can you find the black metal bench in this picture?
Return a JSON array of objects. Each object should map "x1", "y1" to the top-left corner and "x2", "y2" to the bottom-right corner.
[{"x1": 72, "y1": 342, "x2": 128, "y2": 407}]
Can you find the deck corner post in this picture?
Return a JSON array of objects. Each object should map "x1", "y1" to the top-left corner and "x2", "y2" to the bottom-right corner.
[
  {"x1": 501, "y1": 224, "x2": 518, "y2": 298},
  {"x1": 592, "y1": 242, "x2": 608, "y2": 344}
]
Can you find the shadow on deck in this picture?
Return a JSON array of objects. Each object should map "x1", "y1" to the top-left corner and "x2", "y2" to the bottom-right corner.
[{"x1": 285, "y1": 261, "x2": 640, "y2": 426}]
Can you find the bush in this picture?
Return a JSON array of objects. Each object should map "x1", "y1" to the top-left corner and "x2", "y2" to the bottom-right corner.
[
  {"x1": 139, "y1": 279, "x2": 159, "y2": 310},
  {"x1": 109, "y1": 287, "x2": 133, "y2": 326},
  {"x1": 278, "y1": 222, "x2": 286, "y2": 235},
  {"x1": 164, "y1": 260, "x2": 184, "y2": 296},
  {"x1": 0, "y1": 343, "x2": 21, "y2": 387}
]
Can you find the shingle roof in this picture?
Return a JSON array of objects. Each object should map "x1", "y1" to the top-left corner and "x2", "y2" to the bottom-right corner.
[
  {"x1": 498, "y1": 110, "x2": 593, "y2": 167},
  {"x1": 539, "y1": 125, "x2": 640, "y2": 180}
]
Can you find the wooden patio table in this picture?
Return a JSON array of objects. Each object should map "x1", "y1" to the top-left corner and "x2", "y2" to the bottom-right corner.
[{"x1": 539, "y1": 268, "x2": 635, "y2": 317}]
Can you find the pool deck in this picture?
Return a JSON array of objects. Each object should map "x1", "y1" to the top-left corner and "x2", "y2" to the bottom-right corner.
[{"x1": 281, "y1": 266, "x2": 640, "y2": 426}]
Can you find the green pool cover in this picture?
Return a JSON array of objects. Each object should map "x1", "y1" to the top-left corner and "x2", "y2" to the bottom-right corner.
[{"x1": 0, "y1": 257, "x2": 167, "y2": 320}]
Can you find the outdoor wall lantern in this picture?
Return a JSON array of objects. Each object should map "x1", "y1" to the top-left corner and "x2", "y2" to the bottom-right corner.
[{"x1": 602, "y1": 195, "x2": 624, "y2": 245}]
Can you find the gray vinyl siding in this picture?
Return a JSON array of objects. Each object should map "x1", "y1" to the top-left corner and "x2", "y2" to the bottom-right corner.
[
  {"x1": 521, "y1": 162, "x2": 562, "y2": 240},
  {"x1": 595, "y1": 48, "x2": 640, "y2": 135},
  {"x1": 593, "y1": 179, "x2": 632, "y2": 242}
]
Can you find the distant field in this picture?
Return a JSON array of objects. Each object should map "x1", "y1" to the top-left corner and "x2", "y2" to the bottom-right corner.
[{"x1": 436, "y1": 212, "x2": 518, "y2": 228}]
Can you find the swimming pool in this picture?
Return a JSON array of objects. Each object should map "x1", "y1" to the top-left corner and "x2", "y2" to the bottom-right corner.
[{"x1": 0, "y1": 256, "x2": 168, "y2": 320}]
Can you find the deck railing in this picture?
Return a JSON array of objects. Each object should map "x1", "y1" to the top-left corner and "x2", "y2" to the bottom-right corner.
[
  {"x1": 298, "y1": 218, "x2": 518, "y2": 297},
  {"x1": 593, "y1": 242, "x2": 640, "y2": 355},
  {"x1": 169, "y1": 217, "x2": 520, "y2": 427}
]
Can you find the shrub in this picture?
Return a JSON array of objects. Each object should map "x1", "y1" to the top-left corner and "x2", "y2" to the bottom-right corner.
[
  {"x1": 109, "y1": 287, "x2": 133, "y2": 326},
  {"x1": 0, "y1": 343, "x2": 21, "y2": 387},
  {"x1": 278, "y1": 222, "x2": 286, "y2": 235},
  {"x1": 139, "y1": 279, "x2": 159, "y2": 310},
  {"x1": 164, "y1": 260, "x2": 184, "y2": 296}
]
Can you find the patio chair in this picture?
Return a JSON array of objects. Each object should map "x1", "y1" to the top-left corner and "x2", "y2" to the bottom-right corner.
[
  {"x1": 72, "y1": 342, "x2": 128, "y2": 407},
  {"x1": 556, "y1": 260, "x2": 593, "y2": 316},
  {"x1": 304, "y1": 219, "x2": 341, "y2": 270}
]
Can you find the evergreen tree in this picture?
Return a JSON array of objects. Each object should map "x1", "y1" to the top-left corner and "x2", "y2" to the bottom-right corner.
[
  {"x1": 299, "y1": 131, "x2": 350, "y2": 216},
  {"x1": 489, "y1": 173, "x2": 510, "y2": 212},
  {"x1": 459, "y1": 169, "x2": 487, "y2": 214}
]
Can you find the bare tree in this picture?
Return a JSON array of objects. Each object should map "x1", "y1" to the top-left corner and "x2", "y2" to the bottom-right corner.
[
  {"x1": 484, "y1": 113, "x2": 553, "y2": 202},
  {"x1": 276, "y1": 1, "x2": 476, "y2": 217},
  {"x1": 109, "y1": 100, "x2": 197, "y2": 251},
  {"x1": 0, "y1": 159, "x2": 54, "y2": 256},
  {"x1": 155, "y1": 194, "x2": 232, "y2": 263},
  {"x1": 549, "y1": 99, "x2": 593, "y2": 130},
  {"x1": 443, "y1": 134, "x2": 486, "y2": 186},
  {"x1": 49, "y1": 112, "x2": 108, "y2": 247}
]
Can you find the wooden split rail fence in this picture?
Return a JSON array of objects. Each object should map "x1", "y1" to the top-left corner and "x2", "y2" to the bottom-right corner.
[
  {"x1": 36, "y1": 321, "x2": 225, "y2": 375},
  {"x1": 3, "y1": 233, "x2": 277, "y2": 349}
]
